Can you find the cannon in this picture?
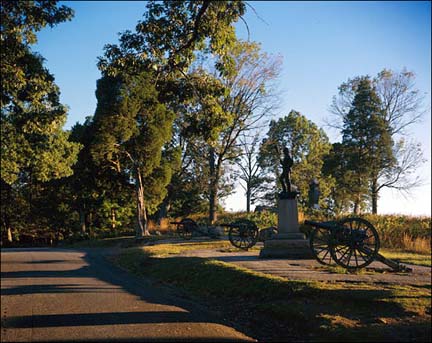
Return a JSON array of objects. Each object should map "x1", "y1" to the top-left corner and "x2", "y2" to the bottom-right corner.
[
  {"x1": 305, "y1": 217, "x2": 411, "y2": 271},
  {"x1": 170, "y1": 218, "x2": 200, "y2": 240},
  {"x1": 172, "y1": 217, "x2": 277, "y2": 250},
  {"x1": 221, "y1": 219, "x2": 278, "y2": 250}
]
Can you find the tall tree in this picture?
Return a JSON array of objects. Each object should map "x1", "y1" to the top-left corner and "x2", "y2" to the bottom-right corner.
[
  {"x1": 91, "y1": 73, "x2": 177, "y2": 238},
  {"x1": 258, "y1": 111, "x2": 333, "y2": 210},
  {"x1": 93, "y1": 1, "x2": 248, "y2": 232},
  {"x1": 340, "y1": 78, "x2": 395, "y2": 214},
  {"x1": 202, "y1": 40, "x2": 282, "y2": 223},
  {"x1": 1, "y1": 0, "x2": 74, "y2": 106},
  {"x1": 154, "y1": 69, "x2": 229, "y2": 221},
  {"x1": 1, "y1": 1, "x2": 80, "y2": 240},
  {"x1": 329, "y1": 69, "x2": 426, "y2": 213}
]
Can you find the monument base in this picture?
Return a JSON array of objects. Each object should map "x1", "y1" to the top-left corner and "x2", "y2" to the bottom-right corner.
[
  {"x1": 259, "y1": 238, "x2": 312, "y2": 259},
  {"x1": 276, "y1": 232, "x2": 306, "y2": 240}
]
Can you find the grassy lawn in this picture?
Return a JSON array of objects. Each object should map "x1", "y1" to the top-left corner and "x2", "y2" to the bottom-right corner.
[
  {"x1": 113, "y1": 241, "x2": 431, "y2": 342},
  {"x1": 380, "y1": 248, "x2": 431, "y2": 267},
  {"x1": 138, "y1": 239, "x2": 233, "y2": 256}
]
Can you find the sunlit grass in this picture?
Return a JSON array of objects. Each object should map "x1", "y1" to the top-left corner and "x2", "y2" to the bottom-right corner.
[
  {"x1": 380, "y1": 248, "x2": 431, "y2": 267},
  {"x1": 142, "y1": 240, "x2": 232, "y2": 256}
]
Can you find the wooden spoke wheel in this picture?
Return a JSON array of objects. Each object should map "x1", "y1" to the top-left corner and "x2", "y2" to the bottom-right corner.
[
  {"x1": 309, "y1": 227, "x2": 335, "y2": 265},
  {"x1": 330, "y1": 217, "x2": 380, "y2": 269},
  {"x1": 177, "y1": 218, "x2": 198, "y2": 240},
  {"x1": 228, "y1": 219, "x2": 259, "y2": 250}
]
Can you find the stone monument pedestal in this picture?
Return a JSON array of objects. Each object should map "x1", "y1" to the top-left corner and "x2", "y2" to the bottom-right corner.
[{"x1": 259, "y1": 192, "x2": 311, "y2": 259}]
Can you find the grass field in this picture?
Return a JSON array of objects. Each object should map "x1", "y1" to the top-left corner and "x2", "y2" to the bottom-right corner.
[{"x1": 112, "y1": 240, "x2": 431, "y2": 342}]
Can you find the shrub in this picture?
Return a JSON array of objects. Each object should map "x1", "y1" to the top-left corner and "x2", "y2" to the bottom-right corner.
[{"x1": 361, "y1": 214, "x2": 430, "y2": 253}]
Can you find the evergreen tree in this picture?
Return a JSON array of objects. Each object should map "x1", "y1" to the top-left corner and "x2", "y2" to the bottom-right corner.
[
  {"x1": 67, "y1": 118, "x2": 135, "y2": 234},
  {"x1": 330, "y1": 69, "x2": 425, "y2": 213},
  {"x1": 340, "y1": 78, "x2": 395, "y2": 214},
  {"x1": 91, "y1": 72, "x2": 177, "y2": 238}
]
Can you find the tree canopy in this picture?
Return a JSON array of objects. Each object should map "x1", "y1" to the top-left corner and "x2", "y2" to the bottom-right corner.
[{"x1": 1, "y1": 0, "x2": 79, "y2": 185}]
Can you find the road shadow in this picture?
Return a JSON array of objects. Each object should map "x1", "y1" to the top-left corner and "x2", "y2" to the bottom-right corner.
[
  {"x1": 7, "y1": 311, "x2": 208, "y2": 327},
  {"x1": 1, "y1": 248, "x2": 252, "y2": 342},
  {"x1": 1, "y1": 283, "x2": 120, "y2": 295}
]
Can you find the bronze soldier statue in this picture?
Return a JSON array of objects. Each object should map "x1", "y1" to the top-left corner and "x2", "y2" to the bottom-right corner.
[{"x1": 275, "y1": 146, "x2": 293, "y2": 193}]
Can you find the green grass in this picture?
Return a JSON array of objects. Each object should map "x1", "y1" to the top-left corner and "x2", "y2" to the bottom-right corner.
[
  {"x1": 380, "y1": 249, "x2": 431, "y2": 267},
  {"x1": 141, "y1": 240, "x2": 232, "y2": 256},
  {"x1": 113, "y1": 243, "x2": 431, "y2": 342}
]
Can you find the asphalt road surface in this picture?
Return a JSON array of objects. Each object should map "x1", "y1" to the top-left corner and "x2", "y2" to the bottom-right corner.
[{"x1": 1, "y1": 248, "x2": 254, "y2": 342}]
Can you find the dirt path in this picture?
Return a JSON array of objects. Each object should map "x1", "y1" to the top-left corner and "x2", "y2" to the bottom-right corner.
[
  {"x1": 1, "y1": 248, "x2": 254, "y2": 342},
  {"x1": 177, "y1": 245, "x2": 431, "y2": 285}
]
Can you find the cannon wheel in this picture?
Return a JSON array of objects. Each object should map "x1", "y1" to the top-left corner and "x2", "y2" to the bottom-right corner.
[
  {"x1": 330, "y1": 217, "x2": 380, "y2": 269},
  {"x1": 228, "y1": 219, "x2": 259, "y2": 250},
  {"x1": 309, "y1": 227, "x2": 335, "y2": 265},
  {"x1": 177, "y1": 218, "x2": 198, "y2": 240},
  {"x1": 258, "y1": 226, "x2": 278, "y2": 242}
]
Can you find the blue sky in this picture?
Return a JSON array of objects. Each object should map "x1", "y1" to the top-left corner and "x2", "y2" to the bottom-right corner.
[{"x1": 34, "y1": 1, "x2": 431, "y2": 215}]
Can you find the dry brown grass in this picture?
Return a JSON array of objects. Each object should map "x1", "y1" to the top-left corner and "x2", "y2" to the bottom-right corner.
[{"x1": 401, "y1": 233, "x2": 431, "y2": 254}]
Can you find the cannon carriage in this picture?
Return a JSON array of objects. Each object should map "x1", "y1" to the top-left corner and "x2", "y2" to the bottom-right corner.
[
  {"x1": 305, "y1": 217, "x2": 380, "y2": 269},
  {"x1": 171, "y1": 217, "x2": 277, "y2": 250}
]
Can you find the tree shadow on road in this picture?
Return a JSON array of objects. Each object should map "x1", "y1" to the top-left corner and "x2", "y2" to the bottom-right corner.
[{"x1": 1, "y1": 248, "x2": 253, "y2": 342}]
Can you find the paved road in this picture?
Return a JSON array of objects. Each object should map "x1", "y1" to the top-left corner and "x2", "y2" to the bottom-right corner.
[{"x1": 1, "y1": 248, "x2": 254, "y2": 342}]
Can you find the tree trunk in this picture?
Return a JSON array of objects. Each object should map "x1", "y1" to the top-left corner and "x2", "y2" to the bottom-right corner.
[
  {"x1": 87, "y1": 212, "x2": 93, "y2": 230},
  {"x1": 209, "y1": 181, "x2": 218, "y2": 225},
  {"x1": 135, "y1": 167, "x2": 149, "y2": 238},
  {"x1": 353, "y1": 176, "x2": 362, "y2": 215},
  {"x1": 246, "y1": 187, "x2": 251, "y2": 213},
  {"x1": 353, "y1": 194, "x2": 361, "y2": 215},
  {"x1": 208, "y1": 147, "x2": 218, "y2": 224},
  {"x1": 371, "y1": 179, "x2": 378, "y2": 214},
  {"x1": 7, "y1": 227, "x2": 13, "y2": 243},
  {"x1": 111, "y1": 207, "x2": 116, "y2": 230},
  {"x1": 353, "y1": 202, "x2": 359, "y2": 215},
  {"x1": 79, "y1": 208, "x2": 86, "y2": 233},
  {"x1": 28, "y1": 169, "x2": 33, "y2": 222}
]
